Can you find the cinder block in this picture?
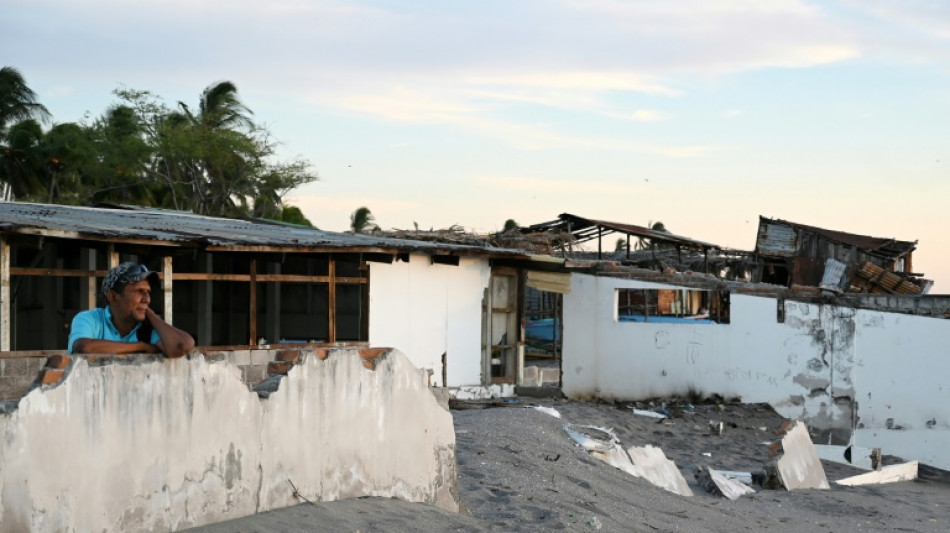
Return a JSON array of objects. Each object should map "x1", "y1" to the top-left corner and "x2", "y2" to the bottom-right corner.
[
  {"x1": 0, "y1": 376, "x2": 32, "y2": 401},
  {"x1": 522, "y1": 366, "x2": 540, "y2": 387},
  {"x1": 539, "y1": 368, "x2": 560, "y2": 384},
  {"x1": 243, "y1": 365, "x2": 267, "y2": 386},
  {"x1": 230, "y1": 350, "x2": 251, "y2": 366},
  {"x1": 3, "y1": 358, "x2": 32, "y2": 376},
  {"x1": 250, "y1": 350, "x2": 272, "y2": 366},
  {"x1": 45, "y1": 355, "x2": 71, "y2": 370},
  {"x1": 267, "y1": 361, "x2": 294, "y2": 376},
  {"x1": 276, "y1": 350, "x2": 301, "y2": 363},
  {"x1": 40, "y1": 369, "x2": 64, "y2": 386}
]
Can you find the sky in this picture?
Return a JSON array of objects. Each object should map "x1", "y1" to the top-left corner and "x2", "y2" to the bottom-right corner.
[{"x1": 3, "y1": 0, "x2": 949, "y2": 288}]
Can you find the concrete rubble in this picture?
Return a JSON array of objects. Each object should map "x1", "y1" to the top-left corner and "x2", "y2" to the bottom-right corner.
[
  {"x1": 696, "y1": 467, "x2": 756, "y2": 500},
  {"x1": 836, "y1": 461, "x2": 919, "y2": 487},
  {"x1": 563, "y1": 424, "x2": 692, "y2": 496},
  {"x1": 763, "y1": 420, "x2": 830, "y2": 490}
]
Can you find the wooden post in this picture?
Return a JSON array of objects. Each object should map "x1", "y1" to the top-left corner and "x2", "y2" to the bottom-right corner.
[
  {"x1": 0, "y1": 237, "x2": 9, "y2": 351},
  {"x1": 80, "y1": 248, "x2": 97, "y2": 310},
  {"x1": 163, "y1": 256, "x2": 173, "y2": 323},
  {"x1": 107, "y1": 244, "x2": 118, "y2": 269},
  {"x1": 328, "y1": 258, "x2": 336, "y2": 343},
  {"x1": 597, "y1": 226, "x2": 602, "y2": 260},
  {"x1": 249, "y1": 259, "x2": 257, "y2": 345},
  {"x1": 266, "y1": 261, "x2": 280, "y2": 343},
  {"x1": 626, "y1": 235, "x2": 631, "y2": 261},
  {"x1": 196, "y1": 253, "x2": 213, "y2": 346}
]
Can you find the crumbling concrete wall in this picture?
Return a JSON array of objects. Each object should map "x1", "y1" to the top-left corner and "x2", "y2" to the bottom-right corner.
[
  {"x1": 369, "y1": 255, "x2": 489, "y2": 387},
  {"x1": 561, "y1": 273, "x2": 943, "y2": 456},
  {"x1": 0, "y1": 348, "x2": 458, "y2": 533}
]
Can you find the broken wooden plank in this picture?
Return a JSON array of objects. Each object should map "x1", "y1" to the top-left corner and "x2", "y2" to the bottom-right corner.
[{"x1": 835, "y1": 461, "x2": 919, "y2": 487}]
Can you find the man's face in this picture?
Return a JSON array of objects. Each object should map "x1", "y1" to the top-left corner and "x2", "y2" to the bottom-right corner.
[{"x1": 110, "y1": 279, "x2": 151, "y2": 324}]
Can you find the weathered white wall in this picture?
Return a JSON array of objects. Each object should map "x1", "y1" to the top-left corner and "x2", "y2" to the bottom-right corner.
[
  {"x1": 0, "y1": 349, "x2": 458, "y2": 532},
  {"x1": 562, "y1": 273, "x2": 950, "y2": 469},
  {"x1": 258, "y1": 349, "x2": 457, "y2": 511},
  {"x1": 369, "y1": 255, "x2": 489, "y2": 387},
  {"x1": 850, "y1": 310, "x2": 950, "y2": 469}
]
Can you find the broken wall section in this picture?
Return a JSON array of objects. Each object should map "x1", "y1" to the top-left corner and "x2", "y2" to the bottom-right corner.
[{"x1": 0, "y1": 348, "x2": 458, "y2": 533}]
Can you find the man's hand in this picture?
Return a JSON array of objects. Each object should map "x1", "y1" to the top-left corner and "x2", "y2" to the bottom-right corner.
[
  {"x1": 72, "y1": 338, "x2": 160, "y2": 355},
  {"x1": 145, "y1": 308, "x2": 195, "y2": 359}
]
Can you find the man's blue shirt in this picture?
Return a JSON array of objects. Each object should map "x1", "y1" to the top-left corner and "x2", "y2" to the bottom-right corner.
[{"x1": 68, "y1": 307, "x2": 160, "y2": 354}]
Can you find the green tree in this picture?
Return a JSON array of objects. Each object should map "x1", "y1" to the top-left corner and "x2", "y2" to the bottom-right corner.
[
  {"x1": 350, "y1": 206, "x2": 379, "y2": 233},
  {"x1": 635, "y1": 221, "x2": 670, "y2": 250},
  {"x1": 615, "y1": 238, "x2": 628, "y2": 253},
  {"x1": 0, "y1": 66, "x2": 50, "y2": 140},
  {"x1": 0, "y1": 119, "x2": 44, "y2": 200},
  {"x1": 112, "y1": 84, "x2": 316, "y2": 217},
  {"x1": 502, "y1": 219, "x2": 519, "y2": 232},
  {"x1": 0, "y1": 66, "x2": 52, "y2": 200},
  {"x1": 277, "y1": 205, "x2": 314, "y2": 227}
]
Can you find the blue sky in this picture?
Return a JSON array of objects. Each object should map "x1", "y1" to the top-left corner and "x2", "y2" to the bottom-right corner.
[{"x1": 3, "y1": 0, "x2": 949, "y2": 287}]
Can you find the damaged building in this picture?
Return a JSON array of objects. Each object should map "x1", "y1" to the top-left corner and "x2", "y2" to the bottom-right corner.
[{"x1": 2, "y1": 202, "x2": 950, "y2": 486}]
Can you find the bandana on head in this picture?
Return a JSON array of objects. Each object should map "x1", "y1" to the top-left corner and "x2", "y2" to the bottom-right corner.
[{"x1": 101, "y1": 262, "x2": 156, "y2": 297}]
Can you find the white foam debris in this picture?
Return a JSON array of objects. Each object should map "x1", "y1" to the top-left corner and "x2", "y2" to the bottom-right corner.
[{"x1": 532, "y1": 406, "x2": 562, "y2": 418}]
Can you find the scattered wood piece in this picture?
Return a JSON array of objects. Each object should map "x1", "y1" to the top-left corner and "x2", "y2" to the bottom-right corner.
[{"x1": 836, "y1": 461, "x2": 919, "y2": 487}]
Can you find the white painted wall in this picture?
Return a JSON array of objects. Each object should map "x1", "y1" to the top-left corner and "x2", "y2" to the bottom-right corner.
[
  {"x1": 0, "y1": 349, "x2": 458, "y2": 532},
  {"x1": 369, "y1": 255, "x2": 490, "y2": 387},
  {"x1": 851, "y1": 310, "x2": 950, "y2": 469},
  {"x1": 562, "y1": 273, "x2": 950, "y2": 469}
]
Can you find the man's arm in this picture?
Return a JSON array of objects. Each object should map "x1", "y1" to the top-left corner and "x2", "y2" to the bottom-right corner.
[
  {"x1": 146, "y1": 308, "x2": 195, "y2": 358},
  {"x1": 72, "y1": 338, "x2": 161, "y2": 355}
]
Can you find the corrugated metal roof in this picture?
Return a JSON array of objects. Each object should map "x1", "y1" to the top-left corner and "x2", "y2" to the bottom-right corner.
[
  {"x1": 756, "y1": 221, "x2": 798, "y2": 257},
  {"x1": 524, "y1": 213, "x2": 720, "y2": 250},
  {"x1": 0, "y1": 202, "x2": 532, "y2": 257},
  {"x1": 757, "y1": 216, "x2": 917, "y2": 258}
]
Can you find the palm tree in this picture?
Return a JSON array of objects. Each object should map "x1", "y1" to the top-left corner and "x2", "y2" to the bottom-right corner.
[
  {"x1": 165, "y1": 81, "x2": 257, "y2": 216},
  {"x1": 635, "y1": 221, "x2": 670, "y2": 250},
  {"x1": 0, "y1": 66, "x2": 51, "y2": 140},
  {"x1": 350, "y1": 206, "x2": 379, "y2": 233}
]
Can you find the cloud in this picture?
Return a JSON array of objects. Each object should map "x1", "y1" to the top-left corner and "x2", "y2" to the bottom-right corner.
[
  {"x1": 630, "y1": 110, "x2": 669, "y2": 122},
  {"x1": 473, "y1": 175, "x2": 636, "y2": 195},
  {"x1": 723, "y1": 109, "x2": 743, "y2": 119}
]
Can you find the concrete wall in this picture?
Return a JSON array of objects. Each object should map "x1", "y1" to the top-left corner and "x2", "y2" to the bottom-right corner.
[
  {"x1": 0, "y1": 348, "x2": 458, "y2": 533},
  {"x1": 369, "y1": 255, "x2": 489, "y2": 387},
  {"x1": 562, "y1": 273, "x2": 950, "y2": 469},
  {"x1": 0, "y1": 357, "x2": 45, "y2": 400}
]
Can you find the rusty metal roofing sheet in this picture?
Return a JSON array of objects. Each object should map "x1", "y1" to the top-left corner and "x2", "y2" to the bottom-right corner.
[
  {"x1": 756, "y1": 220, "x2": 798, "y2": 257},
  {"x1": 758, "y1": 216, "x2": 917, "y2": 258},
  {"x1": 524, "y1": 213, "x2": 720, "y2": 250},
  {"x1": 0, "y1": 202, "x2": 531, "y2": 257}
]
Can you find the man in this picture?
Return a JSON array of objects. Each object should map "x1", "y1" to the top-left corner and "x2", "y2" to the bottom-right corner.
[{"x1": 68, "y1": 262, "x2": 195, "y2": 358}]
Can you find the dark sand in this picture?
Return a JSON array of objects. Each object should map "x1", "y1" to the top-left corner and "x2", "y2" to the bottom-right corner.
[{"x1": 188, "y1": 397, "x2": 950, "y2": 532}]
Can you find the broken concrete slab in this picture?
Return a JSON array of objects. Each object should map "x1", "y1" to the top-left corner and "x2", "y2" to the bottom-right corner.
[
  {"x1": 626, "y1": 445, "x2": 693, "y2": 497},
  {"x1": 764, "y1": 420, "x2": 830, "y2": 490},
  {"x1": 835, "y1": 461, "x2": 919, "y2": 487},
  {"x1": 696, "y1": 467, "x2": 756, "y2": 500},
  {"x1": 563, "y1": 425, "x2": 692, "y2": 496}
]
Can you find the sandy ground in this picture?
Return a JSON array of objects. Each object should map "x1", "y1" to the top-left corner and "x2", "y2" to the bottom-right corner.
[{"x1": 188, "y1": 397, "x2": 950, "y2": 532}]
